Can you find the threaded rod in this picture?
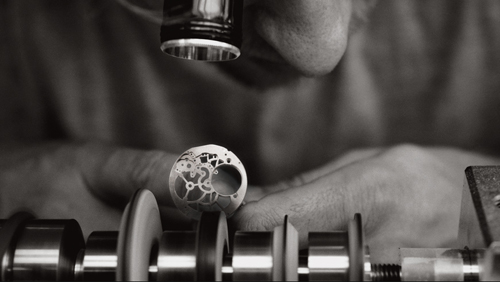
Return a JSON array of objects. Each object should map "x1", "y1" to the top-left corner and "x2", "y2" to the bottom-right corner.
[{"x1": 371, "y1": 264, "x2": 401, "y2": 281}]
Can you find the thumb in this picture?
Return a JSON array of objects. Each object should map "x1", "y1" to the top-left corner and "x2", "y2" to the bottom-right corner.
[
  {"x1": 227, "y1": 191, "x2": 315, "y2": 249},
  {"x1": 228, "y1": 164, "x2": 372, "y2": 248}
]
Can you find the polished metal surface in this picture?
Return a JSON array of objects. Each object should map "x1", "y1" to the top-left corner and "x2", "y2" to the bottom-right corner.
[
  {"x1": 196, "y1": 211, "x2": 229, "y2": 281},
  {"x1": 157, "y1": 231, "x2": 197, "y2": 281},
  {"x1": 116, "y1": 189, "x2": 162, "y2": 281},
  {"x1": 160, "y1": 0, "x2": 243, "y2": 61},
  {"x1": 398, "y1": 247, "x2": 486, "y2": 281},
  {"x1": 3, "y1": 165, "x2": 500, "y2": 281},
  {"x1": 0, "y1": 212, "x2": 34, "y2": 281},
  {"x1": 279, "y1": 216, "x2": 299, "y2": 281},
  {"x1": 348, "y1": 214, "x2": 365, "y2": 281},
  {"x1": 162, "y1": 39, "x2": 240, "y2": 61},
  {"x1": 76, "y1": 231, "x2": 118, "y2": 281},
  {"x1": 306, "y1": 214, "x2": 367, "y2": 281},
  {"x1": 463, "y1": 247, "x2": 483, "y2": 281},
  {"x1": 169, "y1": 144, "x2": 247, "y2": 220},
  {"x1": 231, "y1": 218, "x2": 299, "y2": 281},
  {"x1": 232, "y1": 231, "x2": 274, "y2": 281},
  {"x1": 12, "y1": 220, "x2": 84, "y2": 281},
  {"x1": 308, "y1": 232, "x2": 349, "y2": 281},
  {"x1": 0, "y1": 209, "x2": 455, "y2": 282},
  {"x1": 298, "y1": 253, "x2": 309, "y2": 281},
  {"x1": 0, "y1": 212, "x2": 490, "y2": 282},
  {"x1": 222, "y1": 251, "x2": 233, "y2": 281}
]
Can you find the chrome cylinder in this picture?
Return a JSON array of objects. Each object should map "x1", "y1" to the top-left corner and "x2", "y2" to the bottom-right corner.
[
  {"x1": 308, "y1": 232, "x2": 350, "y2": 281},
  {"x1": 156, "y1": 231, "x2": 197, "y2": 281},
  {"x1": 298, "y1": 253, "x2": 309, "y2": 281},
  {"x1": 160, "y1": 0, "x2": 243, "y2": 61},
  {"x1": 0, "y1": 212, "x2": 34, "y2": 281},
  {"x1": 196, "y1": 211, "x2": 229, "y2": 281},
  {"x1": 222, "y1": 252, "x2": 233, "y2": 281},
  {"x1": 11, "y1": 220, "x2": 85, "y2": 281},
  {"x1": 232, "y1": 232, "x2": 274, "y2": 281},
  {"x1": 74, "y1": 231, "x2": 118, "y2": 281},
  {"x1": 400, "y1": 247, "x2": 483, "y2": 281},
  {"x1": 465, "y1": 248, "x2": 483, "y2": 281},
  {"x1": 231, "y1": 217, "x2": 299, "y2": 281}
]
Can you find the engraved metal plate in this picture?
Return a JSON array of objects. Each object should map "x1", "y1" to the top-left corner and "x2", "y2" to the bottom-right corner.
[{"x1": 169, "y1": 145, "x2": 247, "y2": 220}]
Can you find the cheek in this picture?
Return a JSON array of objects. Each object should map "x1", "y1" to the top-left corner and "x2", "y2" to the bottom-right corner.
[{"x1": 248, "y1": 0, "x2": 352, "y2": 76}]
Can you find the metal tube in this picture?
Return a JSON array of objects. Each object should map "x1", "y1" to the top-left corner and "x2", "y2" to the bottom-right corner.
[
  {"x1": 11, "y1": 220, "x2": 85, "y2": 281},
  {"x1": 77, "y1": 231, "x2": 119, "y2": 281},
  {"x1": 232, "y1": 232, "x2": 274, "y2": 281},
  {"x1": 0, "y1": 213, "x2": 34, "y2": 281},
  {"x1": 399, "y1": 248, "x2": 483, "y2": 281},
  {"x1": 308, "y1": 232, "x2": 350, "y2": 281},
  {"x1": 156, "y1": 231, "x2": 197, "y2": 281},
  {"x1": 160, "y1": 0, "x2": 243, "y2": 61}
]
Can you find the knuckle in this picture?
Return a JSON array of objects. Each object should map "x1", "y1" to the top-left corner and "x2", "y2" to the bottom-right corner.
[
  {"x1": 282, "y1": 175, "x2": 307, "y2": 189},
  {"x1": 381, "y1": 144, "x2": 434, "y2": 170},
  {"x1": 383, "y1": 144, "x2": 424, "y2": 159}
]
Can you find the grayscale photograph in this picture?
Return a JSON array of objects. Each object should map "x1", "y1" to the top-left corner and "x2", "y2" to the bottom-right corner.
[{"x1": 1, "y1": 0, "x2": 500, "y2": 280}]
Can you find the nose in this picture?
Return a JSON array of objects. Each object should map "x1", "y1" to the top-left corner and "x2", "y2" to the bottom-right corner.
[{"x1": 243, "y1": 0, "x2": 353, "y2": 76}]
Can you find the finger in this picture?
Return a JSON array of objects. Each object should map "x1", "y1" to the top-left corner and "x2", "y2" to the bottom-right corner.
[
  {"x1": 326, "y1": 148, "x2": 381, "y2": 172},
  {"x1": 230, "y1": 148, "x2": 414, "y2": 250},
  {"x1": 229, "y1": 163, "x2": 373, "y2": 249},
  {"x1": 264, "y1": 148, "x2": 381, "y2": 194},
  {"x1": 75, "y1": 143, "x2": 179, "y2": 208},
  {"x1": 244, "y1": 185, "x2": 266, "y2": 202}
]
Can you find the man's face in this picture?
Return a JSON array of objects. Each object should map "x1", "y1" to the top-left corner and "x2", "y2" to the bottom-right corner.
[
  {"x1": 219, "y1": 0, "x2": 377, "y2": 88},
  {"x1": 120, "y1": 0, "x2": 376, "y2": 88}
]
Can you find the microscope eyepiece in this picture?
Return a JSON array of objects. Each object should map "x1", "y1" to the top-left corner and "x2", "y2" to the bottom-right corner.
[{"x1": 160, "y1": 0, "x2": 243, "y2": 62}]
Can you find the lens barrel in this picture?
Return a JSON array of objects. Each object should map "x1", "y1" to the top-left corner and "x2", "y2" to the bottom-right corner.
[{"x1": 160, "y1": 0, "x2": 243, "y2": 61}]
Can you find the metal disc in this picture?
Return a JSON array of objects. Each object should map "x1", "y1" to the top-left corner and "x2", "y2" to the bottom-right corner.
[
  {"x1": 116, "y1": 189, "x2": 162, "y2": 281},
  {"x1": 283, "y1": 216, "x2": 299, "y2": 281},
  {"x1": 196, "y1": 211, "x2": 229, "y2": 281},
  {"x1": 273, "y1": 215, "x2": 299, "y2": 281},
  {"x1": 348, "y1": 213, "x2": 365, "y2": 281},
  {"x1": 272, "y1": 222, "x2": 285, "y2": 281}
]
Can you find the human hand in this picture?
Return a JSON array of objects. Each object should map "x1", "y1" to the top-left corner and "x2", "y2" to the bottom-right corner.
[
  {"x1": 0, "y1": 142, "x2": 189, "y2": 237},
  {"x1": 230, "y1": 145, "x2": 498, "y2": 263}
]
